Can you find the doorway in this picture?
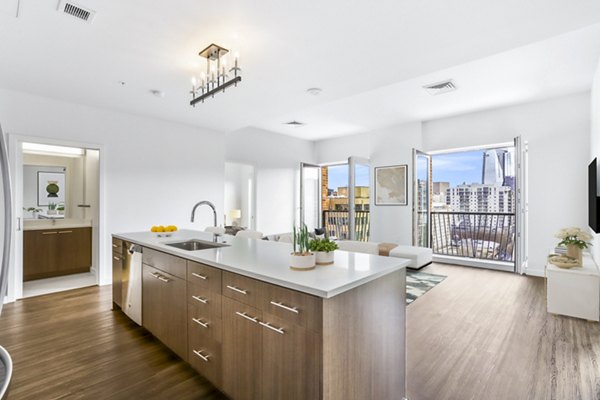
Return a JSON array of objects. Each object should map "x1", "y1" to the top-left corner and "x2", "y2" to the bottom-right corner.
[
  {"x1": 19, "y1": 142, "x2": 100, "y2": 298},
  {"x1": 300, "y1": 157, "x2": 371, "y2": 241},
  {"x1": 224, "y1": 162, "x2": 256, "y2": 233},
  {"x1": 413, "y1": 139, "x2": 527, "y2": 273}
]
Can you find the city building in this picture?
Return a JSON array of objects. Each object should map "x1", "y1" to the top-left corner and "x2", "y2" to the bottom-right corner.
[{"x1": 446, "y1": 183, "x2": 514, "y2": 213}]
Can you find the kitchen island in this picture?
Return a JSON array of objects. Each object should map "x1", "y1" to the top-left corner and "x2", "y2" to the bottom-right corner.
[{"x1": 112, "y1": 229, "x2": 408, "y2": 400}]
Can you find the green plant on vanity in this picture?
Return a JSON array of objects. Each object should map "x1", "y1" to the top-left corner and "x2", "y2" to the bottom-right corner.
[{"x1": 47, "y1": 202, "x2": 57, "y2": 215}]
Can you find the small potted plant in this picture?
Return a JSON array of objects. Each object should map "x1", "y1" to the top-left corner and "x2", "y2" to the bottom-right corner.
[
  {"x1": 47, "y1": 202, "x2": 57, "y2": 215},
  {"x1": 290, "y1": 224, "x2": 315, "y2": 270},
  {"x1": 23, "y1": 207, "x2": 42, "y2": 219},
  {"x1": 57, "y1": 203, "x2": 65, "y2": 216},
  {"x1": 555, "y1": 227, "x2": 593, "y2": 266},
  {"x1": 309, "y1": 237, "x2": 338, "y2": 265}
]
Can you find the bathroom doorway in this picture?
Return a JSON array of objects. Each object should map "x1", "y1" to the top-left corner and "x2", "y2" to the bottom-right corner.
[{"x1": 19, "y1": 142, "x2": 100, "y2": 297}]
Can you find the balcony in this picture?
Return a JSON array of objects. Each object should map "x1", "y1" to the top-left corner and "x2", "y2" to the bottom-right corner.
[
  {"x1": 322, "y1": 210, "x2": 370, "y2": 241},
  {"x1": 431, "y1": 211, "x2": 515, "y2": 263}
]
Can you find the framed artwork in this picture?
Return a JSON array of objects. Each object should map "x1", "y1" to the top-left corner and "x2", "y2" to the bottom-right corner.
[
  {"x1": 37, "y1": 171, "x2": 66, "y2": 206},
  {"x1": 375, "y1": 164, "x2": 408, "y2": 206}
]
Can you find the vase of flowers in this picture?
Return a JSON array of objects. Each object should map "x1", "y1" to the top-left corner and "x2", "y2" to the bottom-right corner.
[
  {"x1": 555, "y1": 227, "x2": 593, "y2": 266},
  {"x1": 309, "y1": 237, "x2": 338, "y2": 265},
  {"x1": 290, "y1": 224, "x2": 315, "y2": 270}
]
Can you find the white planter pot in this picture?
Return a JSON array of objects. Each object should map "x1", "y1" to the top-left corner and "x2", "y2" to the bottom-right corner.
[
  {"x1": 290, "y1": 253, "x2": 316, "y2": 270},
  {"x1": 47, "y1": 210, "x2": 57, "y2": 215},
  {"x1": 315, "y1": 251, "x2": 334, "y2": 265}
]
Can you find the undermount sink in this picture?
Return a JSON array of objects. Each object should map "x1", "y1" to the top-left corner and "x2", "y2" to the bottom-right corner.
[{"x1": 165, "y1": 239, "x2": 229, "y2": 251}]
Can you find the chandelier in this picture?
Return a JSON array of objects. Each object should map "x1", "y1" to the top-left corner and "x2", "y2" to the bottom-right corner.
[{"x1": 190, "y1": 43, "x2": 241, "y2": 106}]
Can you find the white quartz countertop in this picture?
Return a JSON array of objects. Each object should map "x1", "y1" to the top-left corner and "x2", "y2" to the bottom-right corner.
[
  {"x1": 24, "y1": 219, "x2": 93, "y2": 231},
  {"x1": 113, "y1": 229, "x2": 409, "y2": 298}
]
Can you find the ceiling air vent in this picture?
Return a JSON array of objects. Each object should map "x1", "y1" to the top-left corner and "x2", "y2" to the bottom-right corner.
[
  {"x1": 283, "y1": 121, "x2": 305, "y2": 127},
  {"x1": 58, "y1": 1, "x2": 96, "y2": 23},
  {"x1": 423, "y1": 79, "x2": 457, "y2": 96}
]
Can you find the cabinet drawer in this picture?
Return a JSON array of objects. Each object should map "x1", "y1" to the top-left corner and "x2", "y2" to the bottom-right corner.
[
  {"x1": 188, "y1": 304, "x2": 222, "y2": 343},
  {"x1": 112, "y1": 237, "x2": 123, "y2": 252},
  {"x1": 189, "y1": 333, "x2": 222, "y2": 387},
  {"x1": 222, "y1": 271, "x2": 260, "y2": 307},
  {"x1": 187, "y1": 282, "x2": 222, "y2": 319},
  {"x1": 187, "y1": 261, "x2": 222, "y2": 293},
  {"x1": 142, "y1": 248, "x2": 186, "y2": 279},
  {"x1": 259, "y1": 282, "x2": 322, "y2": 332}
]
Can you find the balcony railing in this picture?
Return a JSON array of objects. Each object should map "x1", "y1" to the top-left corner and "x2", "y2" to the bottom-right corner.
[
  {"x1": 431, "y1": 211, "x2": 515, "y2": 263},
  {"x1": 322, "y1": 210, "x2": 370, "y2": 241}
]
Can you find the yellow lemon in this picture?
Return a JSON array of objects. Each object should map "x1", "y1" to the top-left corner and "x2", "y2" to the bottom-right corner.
[
  {"x1": 150, "y1": 226, "x2": 157, "y2": 232},
  {"x1": 156, "y1": 225, "x2": 165, "y2": 232}
]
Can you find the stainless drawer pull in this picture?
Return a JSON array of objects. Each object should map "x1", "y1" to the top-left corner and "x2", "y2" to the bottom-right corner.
[
  {"x1": 157, "y1": 276, "x2": 170, "y2": 283},
  {"x1": 112, "y1": 244, "x2": 118, "y2": 248},
  {"x1": 259, "y1": 321, "x2": 285, "y2": 335},
  {"x1": 191, "y1": 272, "x2": 207, "y2": 280},
  {"x1": 192, "y1": 318, "x2": 209, "y2": 328},
  {"x1": 150, "y1": 272, "x2": 161, "y2": 279},
  {"x1": 227, "y1": 285, "x2": 247, "y2": 295},
  {"x1": 113, "y1": 256, "x2": 121, "y2": 261},
  {"x1": 42, "y1": 231, "x2": 58, "y2": 235},
  {"x1": 270, "y1": 301, "x2": 299, "y2": 314},
  {"x1": 193, "y1": 350, "x2": 210, "y2": 362},
  {"x1": 59, "y1": 230, "x2": 73, "y2": 234},
  {"x1": 235, "y1": 311, "x2": 258, "y2": 323},
  {"x1": 192, "y1": 295, "x2": 208, "y2": 304}
]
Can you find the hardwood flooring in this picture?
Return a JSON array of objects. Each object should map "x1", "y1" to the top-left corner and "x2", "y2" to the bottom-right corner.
[
  {"x1": 1, "y1": 263, "x2": 599, "y2": 399},
  {"x1": 0, "y1": 286, "x2": 227, "y2": 400},
  {"x1": 408, "y1": 263, "x2": 600, "y2": 400}
]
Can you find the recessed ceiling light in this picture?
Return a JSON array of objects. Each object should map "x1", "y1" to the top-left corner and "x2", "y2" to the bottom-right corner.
[
  {"x1": 150, "y1": 89, "x2": 165, "y2": 98},
  {"x1": 306, "y1": 88, "x2": 322, "y2": 96}
]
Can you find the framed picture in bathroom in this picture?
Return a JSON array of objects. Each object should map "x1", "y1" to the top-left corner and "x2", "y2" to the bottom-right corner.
[{"x1": 37, "y1": 171, "x2": 66, "y2": 206}]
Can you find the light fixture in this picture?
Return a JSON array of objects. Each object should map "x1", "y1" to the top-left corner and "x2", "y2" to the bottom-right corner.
[
  {"x1": 190, "y1": 43, "x2": 241, "y2": 106},
  {"x1": 22, "y1": 143, "x2": 85, "y2": 157}
]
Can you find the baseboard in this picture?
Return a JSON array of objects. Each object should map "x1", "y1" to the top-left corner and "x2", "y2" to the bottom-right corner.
[{"x1": 525, "y1": 268, "x2": 545, "y2": 277}]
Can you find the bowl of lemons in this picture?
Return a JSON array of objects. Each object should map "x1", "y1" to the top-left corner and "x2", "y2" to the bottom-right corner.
[{"x1": 151, "y1": 225, "x2": 178, "y2": 237}]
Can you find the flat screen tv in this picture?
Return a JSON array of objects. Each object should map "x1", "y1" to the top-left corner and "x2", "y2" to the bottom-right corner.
[{"x1": 590, "y1": 158, "x2": 599, "y2": 233}]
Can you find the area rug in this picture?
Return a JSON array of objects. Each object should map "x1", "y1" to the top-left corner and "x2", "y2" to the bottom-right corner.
[{"x1": 406, "y1": 271, "x2": 447, "y2": 305}]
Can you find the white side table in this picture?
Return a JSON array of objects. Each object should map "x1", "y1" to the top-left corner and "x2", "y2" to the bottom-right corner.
[{"x1": 546, "y1": 253, "x2": 600, "y2": 321}]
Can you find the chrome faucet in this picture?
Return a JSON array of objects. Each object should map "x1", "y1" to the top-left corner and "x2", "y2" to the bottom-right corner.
[{"x1": 190, "y1": 200, "x2": 217, "y2": 227}]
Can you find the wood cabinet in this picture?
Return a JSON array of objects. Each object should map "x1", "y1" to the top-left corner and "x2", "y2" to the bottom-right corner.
[
  {"x1": 24, "y1": 227, "x2": 92, "y2": 281},
  {"x1": 142, "y1": 264, "x2": 187, "y2": 360},
  {"x1": 118, "y1": 240, "x2": 406, "y2": 400},
  {"x1": 221, "y1": 284, "x2": 321, "y2": 400},
  {"x1": 112, "y1": 238, "x2": 123, "y2": 309}
]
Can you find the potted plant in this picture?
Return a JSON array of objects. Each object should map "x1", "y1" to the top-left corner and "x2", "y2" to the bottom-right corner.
[
  {"x1": 309, "y1": 237, "x2": 338, "y2": 265},
  {"x1": 290, "y1": 224, "x2": 315, "y2": 270},
  {"x1": 23, "y1": 207, "x2": 42, "y2": 219},
  {"x1": 57, "y1": 203, "x2": 65, "y2": 216},
  {"x1": 47, "y1": 202, "x2": 57, "y2": 215},
  {"x1": 555, "y1": 227, "x2": 593, "y2": 266}
]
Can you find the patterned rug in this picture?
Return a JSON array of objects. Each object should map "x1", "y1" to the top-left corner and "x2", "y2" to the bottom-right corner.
[{"x1": 406, "y1": 271, "x2": 447, "y2": 305}]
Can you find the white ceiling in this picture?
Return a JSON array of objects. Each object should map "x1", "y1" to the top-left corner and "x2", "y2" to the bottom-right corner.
[{"x1": 1, "y1": 0, "x2": 600, "y2": 140}]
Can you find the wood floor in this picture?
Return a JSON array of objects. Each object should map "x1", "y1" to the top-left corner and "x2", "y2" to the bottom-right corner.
[
  {"x1": 408, "y1": 263, "x2": 600, "y2": 400},
  {"x1": 0, "y1": 263, "x2": 599, "y2": 399}
]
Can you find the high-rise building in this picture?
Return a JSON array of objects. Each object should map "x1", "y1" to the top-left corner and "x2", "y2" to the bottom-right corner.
[
  {"x1": 482, "y1": 150, "x2": 505, "y2": 185},
  {"x1": 446, "y1": 183, "x2": 514, "y2": 213}
]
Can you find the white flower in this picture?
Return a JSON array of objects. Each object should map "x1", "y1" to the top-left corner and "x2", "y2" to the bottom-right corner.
[
  {"x1": 566, "y1": 227, "x2": 580, "y2": 237},
  {"x1": 555, "y1": 229, "x2": 568, "y2": 239},
  {"x1": 579, "y1": 232, "x2": 594, "y2": 241}
]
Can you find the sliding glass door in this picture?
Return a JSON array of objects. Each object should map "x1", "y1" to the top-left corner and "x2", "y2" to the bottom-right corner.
[
  {"x1": 300, "y1": 163, "x2": 321, "y2": 232},
  {"x1": 348, "y1": 156, "x2": 370, "y2": 241}
]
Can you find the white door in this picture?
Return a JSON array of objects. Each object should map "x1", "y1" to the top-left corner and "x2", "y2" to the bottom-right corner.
[
  {"x1": 514, "y1": 136, "x2": 529, "y2": 274},
  {"x1": 413, "y1": 149, "x2": 431, "y2": 247},
  {"x1": 300, "y1": 163, "x2": 321, "y2": 232}
]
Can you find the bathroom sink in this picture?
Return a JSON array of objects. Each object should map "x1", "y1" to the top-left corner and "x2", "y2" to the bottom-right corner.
[{"x1": 165, "y1": 239, "x2": 229, "y2": 251}]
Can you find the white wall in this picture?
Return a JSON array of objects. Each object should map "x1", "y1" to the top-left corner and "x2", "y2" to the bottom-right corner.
[
  {"x1": 316, "y1": 122, "x2": 422, "y2": 245},
  {"x1": 225, "y1": 127, "x2": 315, "y2": 235},
  {"x1": 0, "y1": 88, "x2": 225, "y2": 293},
  {"x1": 590, "y1": 60, "x2": 600, "y2": 262},
  {"x1": 423, "y1": 92, "x2": 590, "y2": 275}
]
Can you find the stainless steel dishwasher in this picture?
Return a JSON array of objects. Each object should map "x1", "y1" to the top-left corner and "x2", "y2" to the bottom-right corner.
[{"x1": 122, "y1": 242, "x2": 142, "y2": 325}]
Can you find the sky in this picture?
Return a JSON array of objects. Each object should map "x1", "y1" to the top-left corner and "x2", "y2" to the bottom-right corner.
[
  {"x1": 327, "y1": 164, "x2": 369, "y2": 191},
  {"x1": 432, "y1": 150, "x2": 484, "y2": 187}
]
